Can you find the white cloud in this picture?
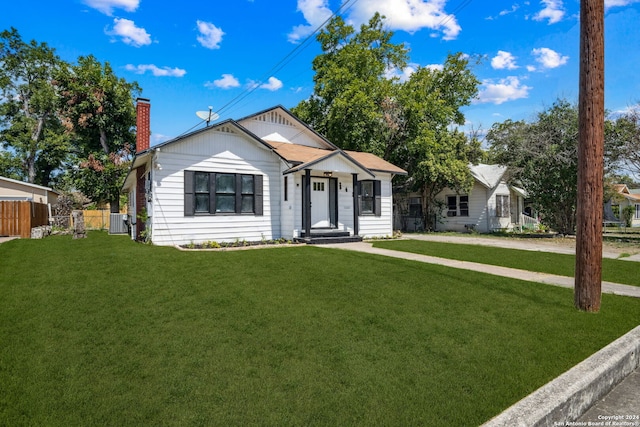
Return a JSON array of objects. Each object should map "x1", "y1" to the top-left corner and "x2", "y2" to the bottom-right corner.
[
  {"x1": 259, "y1": 77, "x2": 283, "y2": 91},
  {"x1": 196, "y1": 20, "x2": 224, "y2": 49},
  {"x1": 476, "y1": 76, "x2": 531, "y2": 104},
  {"x1": 205, "y1": 74, "x2": 241, "y2": 89},
  {"x1": 348, "y1": 0, "x2": 461, "y2": 40},
  {"x1": 532, "y1": 47, "x2": 569, "y2": 69},
  {"x1": 289, "y1": 0, "x2": 462, "y2": 43},
  {"x1": 500, "y1": 4, "x2": 520, "y2": 16},
  {"x1": 107, "y1": 18, "x2": 151, "y2": 47},
  {"x1": 491, "y1": 51, "x2": 519, "y2": 70},
  {"x1": 288, "y1": 0, "x2": 333, "y2": 43},
  {"x1": 83, "y1": 0, "x2": 139, "y2": 15},
  {"x1": 125, "y1": 64, "x2": 186, "y2": 77},
  {"x1": 533, "y1": 0, "x2": 565, "y2": 24},
  {"x1": 605, "y1": 0, "x2": 640, "y2": 7},
  {"x1": 385, "y1": 62, "x2": 444, "y2": 82}
]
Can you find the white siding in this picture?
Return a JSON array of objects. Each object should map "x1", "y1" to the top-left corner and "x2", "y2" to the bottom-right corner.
[
  {"x1": 435, "y1": 182, "x2": 488, "y2": 232},
  {"x1": 239, "y1": 111, "x2": 331, "y2": 149},
  {"x1": 148, "y1": 130, "x2": 282, "y2": 246},
  {"x1": 359, "y1": 175, "x2": 394, "y2": 238},
  {"x1": 435, "y1": 180, "x2": 516, "y2": 233}
]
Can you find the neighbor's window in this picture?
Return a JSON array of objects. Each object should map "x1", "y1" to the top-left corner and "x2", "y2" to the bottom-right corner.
[
  {"x1": 496, "y1": 195, "x2": 510, "y2": 217},
  {"x1": 459, "y1": 195, "x2": 469, "y2": 217},
  {"x1": 636, "y1": 204, "x2": 640, "y2": 219},
  {"x1": 446, "y1": 195, "x2": 469, "y2": 217},
  {"x1": 184, "y1": 171, "x2": 262, "y2": 216},
  {"x1": 446, "y1": 196, "x2": 457, "y2": 217},
  {"x1": 409, "y1": 197, "x2": 422, "y2": 217}
]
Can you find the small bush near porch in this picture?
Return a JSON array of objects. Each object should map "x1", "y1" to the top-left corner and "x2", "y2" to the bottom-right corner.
[{"x1": 1, "y1": 233, "x2": 639, "y2": 425}]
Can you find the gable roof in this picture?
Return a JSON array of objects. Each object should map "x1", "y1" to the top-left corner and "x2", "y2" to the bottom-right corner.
[
  {"x1": 0, "y1": 176, "x2": 58, "y2": 194},
  {"x1": 237, "y1": 105, "x2": 339, "y2": 151},
  {"x1": 614, "y1": 184, "x2": 640, "y2": 202},
  {"x1": 123, "y1": 105, "x2": 407, "y2": 190},
  {"x1": 470, "y1": 164, "x2": 507, "y2": 189}
]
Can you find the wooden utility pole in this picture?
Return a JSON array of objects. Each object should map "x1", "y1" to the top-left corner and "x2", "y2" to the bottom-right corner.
[{"x1": 575, "y1": 0, "x2": 605, "y2": 312}]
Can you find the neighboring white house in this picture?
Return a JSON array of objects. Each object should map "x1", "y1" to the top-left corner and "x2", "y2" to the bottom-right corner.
[
  {"x1": 611, "y1": 184, "x2": 640, "y2": 227},
  {"x1": 396, "y1": 164, "x2": 535, "y2": 233},
  {"x1": 122, "y1": 101, "x2": 406, "y2": 246},
  {"x1": 0, "y1": 176, "x2": 59, "y2": 205}
]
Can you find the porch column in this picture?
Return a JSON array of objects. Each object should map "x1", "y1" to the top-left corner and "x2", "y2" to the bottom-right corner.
[
  {"x1": 304, "y1": 169, "x2": 311, "y2": 237},
  {"x1": 352, "y1": 173, "x2": 359, "y2": 235}
]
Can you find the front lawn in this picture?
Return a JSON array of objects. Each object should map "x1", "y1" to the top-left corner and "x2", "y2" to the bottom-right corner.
[
  {"x1": 372, "y1": 239, "x2": 640, "y2": 287},
  {"x1": 1, "y1": 232, "x2": 639, "y2": 426}
]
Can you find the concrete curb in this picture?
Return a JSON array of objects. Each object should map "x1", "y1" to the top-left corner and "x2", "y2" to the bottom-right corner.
[{"x1": 482, "y1": 325, "x2": 640, "y2": 427}]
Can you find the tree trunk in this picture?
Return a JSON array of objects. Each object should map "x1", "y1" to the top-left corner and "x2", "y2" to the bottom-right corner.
[{"x1": 575, "y1": 0, "x2": 604, "y2": 312}]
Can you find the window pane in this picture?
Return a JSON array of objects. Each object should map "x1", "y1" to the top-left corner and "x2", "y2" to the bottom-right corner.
[
  {"x1": 241, "y1": 175, "x2": 254, "y2": 194},
  {"x1": 241, "y1": 195, "x2": 254, "y2": 213},
  {"x1": 447, "y1": 196, "x2": 457, "y2": 217},
  {"x1": 195, "y1": 172, "x2": 209, "y2": 192},
  {"x1": 216, "y1": 174, "x2": 235, "y2": 194},
  {"x1": 216, "y1": 195, "x2": 235, "y2": 212},
  {"x1": 361, "y1": 199, "x2": 373, "y2": 213},
  {"x1": 361, "y1": 181, "x2": 373, "y2": 197},
  {"x1": 195, "y1": 194, "x2": 209, "y2": 212},
  {"x1": 459, "y1": 195, "x2": 469, "y2": 217}
]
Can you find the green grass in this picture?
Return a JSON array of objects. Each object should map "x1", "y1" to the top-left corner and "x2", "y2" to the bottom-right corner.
[
  {"x1": 1, "y1": 232, "x2": 639, "y2": 426},
  {"x1": 372, "y1": 239, "x2": 640, "y2": 287}
]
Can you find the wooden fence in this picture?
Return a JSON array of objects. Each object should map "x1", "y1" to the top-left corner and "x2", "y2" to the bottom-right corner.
[
  {"x1": 0, "y1": 201, "x2": 49, "y2": 238},
  {"x1": 81, "y1": 210, "x2": 111, "y2": 230}
]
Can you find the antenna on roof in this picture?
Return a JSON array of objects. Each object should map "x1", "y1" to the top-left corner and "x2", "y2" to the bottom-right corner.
[{"x1": 196, "y1": 106, "x2": 219, "y2": 127}]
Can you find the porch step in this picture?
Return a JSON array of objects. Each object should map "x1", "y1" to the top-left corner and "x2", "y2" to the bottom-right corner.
[{"x1": 295, "y1": 231, "x2": 363, "y2": 245}]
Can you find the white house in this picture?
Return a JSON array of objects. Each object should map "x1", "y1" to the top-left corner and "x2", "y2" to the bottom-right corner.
[
  {"x1": 611, "y1": 184, "x2": 640, "y2": 227},
  {"x1": 396, "y1": 164, "x2": 535, "y2": 233},
  {"x1": 122, "y1": 100, "x2": 406, "y2": 246}
]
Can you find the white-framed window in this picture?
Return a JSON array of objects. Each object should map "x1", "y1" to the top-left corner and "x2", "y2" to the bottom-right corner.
[
  {"x1": 496, "y1": 195, "x2": 510, "y2": 218},
  {"x1": 446, "y1": 195, "x2": 469, "y2": 217},
  {"x1": 635, "y1": 204, "x2": 640, "y2": 219}
]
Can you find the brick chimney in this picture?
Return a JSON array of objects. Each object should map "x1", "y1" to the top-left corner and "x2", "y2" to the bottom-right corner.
[{"x1": 136, "y1": 98, "x2": 151, "y2": 153}]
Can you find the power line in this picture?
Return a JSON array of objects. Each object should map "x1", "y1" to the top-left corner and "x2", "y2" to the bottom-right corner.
[{"x1": 214, "y1": 0, "x2": 361, "y2": 118}]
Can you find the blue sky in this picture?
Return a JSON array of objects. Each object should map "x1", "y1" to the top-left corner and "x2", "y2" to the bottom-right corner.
[{"x1": 3, "y1": 0, "x2": 640, "y2": 146}]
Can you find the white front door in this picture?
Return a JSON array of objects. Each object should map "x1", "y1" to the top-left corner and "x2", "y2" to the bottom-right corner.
[{"x1": 311, "y1": 178, "x2": 330, "y2": 228}]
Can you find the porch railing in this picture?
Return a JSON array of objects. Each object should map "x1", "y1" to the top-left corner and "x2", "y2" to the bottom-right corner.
[{"x1": 518, "y1": 213, "x2": 540, "y2": 231}]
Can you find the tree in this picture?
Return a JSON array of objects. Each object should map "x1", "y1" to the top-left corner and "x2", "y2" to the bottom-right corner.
[
  {"x1": 0, "y1": 27, "x2": 70, "y2": 185},
  {"x1": 487, "y1": 100, "x2": 580, "y2": 234},
  {"x1": 293, "y1": 13, "x2": 407, "y2": 156},
  {"x1": 610, "y1": 107, "x2": 640, "y2": 179},
  {"x1": 293, "y1": 14, "x2": 481, "y2": 229},
  {"x1": 56, "y1": 55, "x2": 140, "y2": 212},
  {"x1": 487, "y1": 98, "x2": 619, "y2": 236}
]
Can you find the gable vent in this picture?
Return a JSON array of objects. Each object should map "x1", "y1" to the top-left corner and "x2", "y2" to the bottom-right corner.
[
  {"x1": 255, "y1": 111, "x2": 294, "y2": 127},
  {"x1": 216, "y1": 126, "x2": 235, "y2": 134}
]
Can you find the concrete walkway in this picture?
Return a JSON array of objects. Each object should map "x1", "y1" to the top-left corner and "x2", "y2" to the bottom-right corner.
[{"x1": 322, "y1": 239, "x2": 640, "y2": 298}]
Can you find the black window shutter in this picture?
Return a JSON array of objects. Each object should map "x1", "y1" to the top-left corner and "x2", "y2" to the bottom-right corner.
[
  {"x1": 254, "y1": 174, "x2": 263, "y2": 216},
  {"x1": 184, "y1": 170, "x2": 194, "y2": 216},
  {"x1": 374, "y1": 180, "x2": 382, "y2": 216}
]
